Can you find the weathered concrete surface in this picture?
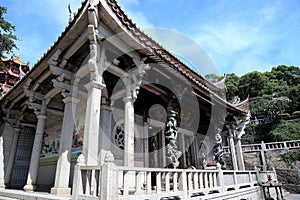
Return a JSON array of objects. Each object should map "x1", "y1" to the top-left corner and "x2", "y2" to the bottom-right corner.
[
  {"x1": 277, "y1": 168, "x2": 300, "y2": 194},
  {"x1": 0, "y1": 188, "x2": 71, "y2": 200},
  {"x1": 285, "y1": 193, "x2": 300, "y2": 200}
]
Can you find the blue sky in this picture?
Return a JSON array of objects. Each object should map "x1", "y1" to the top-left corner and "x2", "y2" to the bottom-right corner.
[{"x1": 1, "y1": 0, "x2": 300, "y2": 76}]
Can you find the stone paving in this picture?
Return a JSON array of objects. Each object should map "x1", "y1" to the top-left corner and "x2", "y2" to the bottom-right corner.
[
  {"x1": 285, "y1": 193, "x2": 300, "y2": 200},
  {"x1": 0, "y1": 189, "x2": 71, "y2": 200}
]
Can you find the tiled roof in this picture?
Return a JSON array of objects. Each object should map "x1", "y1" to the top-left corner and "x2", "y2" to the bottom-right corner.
[{"x1": 105, "y1": 0, "x2": 249, "y2": 114}]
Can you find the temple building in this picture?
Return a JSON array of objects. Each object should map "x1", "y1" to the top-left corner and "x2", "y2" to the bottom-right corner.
[
  {"x1": 0, "y1": 0, "x2": 277, "y2": 199},
  {"x1": 0, "y1": 55, "x2": 30, "y2": 96}
]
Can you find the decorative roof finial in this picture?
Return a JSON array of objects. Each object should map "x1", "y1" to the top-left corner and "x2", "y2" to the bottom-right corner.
[{"x1": 68, "y1": 3, "x2": 74, "y2": 22}]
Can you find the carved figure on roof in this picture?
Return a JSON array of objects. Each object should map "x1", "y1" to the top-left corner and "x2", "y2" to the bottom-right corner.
[{"x1": 231, "y1": 96, "x2": 240, "y2": 104}]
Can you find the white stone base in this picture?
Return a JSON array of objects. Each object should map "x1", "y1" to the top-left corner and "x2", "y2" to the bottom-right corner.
[
  {"x1": 23, "y1": 184, "x2": 36, "y2": 192},
  {"x1": 50, "y1": 187, "x2": 71, "y2": 196}
]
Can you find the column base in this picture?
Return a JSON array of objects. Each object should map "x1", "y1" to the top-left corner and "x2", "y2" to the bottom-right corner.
[
  {"x1": 23, "y1": 184, "x2": 36, "y2": 192},
  {"x1": 51, "y1": 187, "x2": 71, "y2": 196}
]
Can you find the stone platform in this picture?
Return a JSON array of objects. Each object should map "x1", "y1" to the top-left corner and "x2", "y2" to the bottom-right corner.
[{"x1": 0, "y1": 189, "x2": 71, "y2": 200}]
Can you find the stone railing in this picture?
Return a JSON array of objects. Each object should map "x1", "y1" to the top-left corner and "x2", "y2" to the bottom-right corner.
[
  {"x1": 72, "y1": 164, "x2": 275, "y2": 200},
  {"x1": 224, "y1": 140, "x2": 300, "y2": 153}
]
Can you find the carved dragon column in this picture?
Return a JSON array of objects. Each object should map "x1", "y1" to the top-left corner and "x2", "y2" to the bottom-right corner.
[{"x1": 165, "y1": 108, "x2": 182, "y2": 168}]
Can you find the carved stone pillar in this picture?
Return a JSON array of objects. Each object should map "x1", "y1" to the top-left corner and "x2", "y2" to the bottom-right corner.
[
  {"x1": 226, "y1": 125, "x2": 238, "y2": 170},
  {"x1": 233, "y1": 112, "x2": 251, "y2": 171},
  {"x1": 98, "y1": 100, "x2": 112, "y2": 164},
  {"x1": 122, "y1": 61, "x2": 149, "y2": 167},
  {"x1": 123, "y1": 95, "x2": 135, "y2": 167},
  {"x1": 165, "y1": 108, "x2": 182, "y2": 168},
  {"x1": 4, "y1": 126, "x2": 21, "y2": 186},
  {"x1": 51, "y1": 94, "x2": 79, "y2": 195},
  {"x1": 80, "y1": 1, "x2": 107, "y2": 166},
  {"x1": 24, "y1": 104, "x2": 47, "y2": 191},
  {"x1": 235, "y1": 138, "x2": 245, "y2": 170},
  {"x1": 0, "y1": 123, "x2": 8, "y2": 188},
  {"x1": 82, "y1": 81, "x2": 105, "y2": 165}
]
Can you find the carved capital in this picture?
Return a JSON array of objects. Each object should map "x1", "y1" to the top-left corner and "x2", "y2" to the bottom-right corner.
[
  {"x1": 47, "y1": 49, "x2": 62, "y2": 66},
  {"x1": 85, "y1": 81, "x2": 105, "y2": 90},
  {"x1": 122, "y1": 59, "x2": 150, "y2": 100},
  {"x1": 50, "y1": 65, "x2": 74, "y2": 80},
  {"x1": 63, "y1": 96, "x2": 80, "y2": 104},
  {"x1": 36, "y1": 114, "x2": 47, "y2": 120},
  {"x1": 52, "y1": 79, "x2": 72, "y2": 91}
]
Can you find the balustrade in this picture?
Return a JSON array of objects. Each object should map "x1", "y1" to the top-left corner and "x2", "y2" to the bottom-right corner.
[
  {"x1": 224, "y1": 140, "x2": 300, "y2": 154},
  {"x1": 73, "y1": 164, "x2": 271, "y2": 200}
]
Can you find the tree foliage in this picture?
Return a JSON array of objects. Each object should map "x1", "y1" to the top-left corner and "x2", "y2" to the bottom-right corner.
[
  {"x1": 208, "y1": 65, "x2": 300, "y2": 143},
  {"x1": 0, "y1": 6, "x2": 18, "y2": 66},
  {"x1": 265, "y1": 96, "x2": 291, "y2": 120}
]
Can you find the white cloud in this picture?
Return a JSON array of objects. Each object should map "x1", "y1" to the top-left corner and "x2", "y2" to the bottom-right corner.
[
  {"x1": 119, "y1": 0, "x2": 139, "y2": 5},
  {"x1": 125, "y1": 10, "x2": 154, "y2": 28}
]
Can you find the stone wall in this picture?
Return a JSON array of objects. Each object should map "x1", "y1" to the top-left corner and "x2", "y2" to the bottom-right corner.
[
  {"x1": 276, "y1": 168, "x2": 300, "y2": 193},
  {"x1": 243, "y1": 149, "x2": 300, "y2": 194}
]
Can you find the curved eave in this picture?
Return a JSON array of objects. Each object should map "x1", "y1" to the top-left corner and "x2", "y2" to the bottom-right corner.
[
  {"x1": 102, "y1": 0, "x2": 248, "y2": 115},
  {"x1": 212, "y1": 74, "x2": 226, "y2": 90},
  {"x1": 0, "y1": 0, "x2": 89, "y2": 104},
  {"x1": 1, "y1": 57, "x2": 29, "y2": 66}
]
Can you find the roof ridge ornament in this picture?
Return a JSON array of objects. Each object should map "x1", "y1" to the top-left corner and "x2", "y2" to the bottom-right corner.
[{"x1": 68, "y1": 3, "x2": 74, "y2": 22}]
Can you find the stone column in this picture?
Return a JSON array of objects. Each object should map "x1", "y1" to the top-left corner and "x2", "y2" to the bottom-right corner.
[
  {"x1": 4, "y1": 127, "x2": 21, "y2": 186},
  {"x1": 98, "y1": 102, "x2": 112, "y2": 164},
  {"x1": 123, "y1": 95, "x2": 135, "y2": 167},
  {"x1": 235, "y1": 138, "x2": 245, "y2": 170},
  {"x1": 122, "y1": 60, "x2": 150, "y2": 167},
  {"x1": 227, "y1": 125, "x2": 238, "y2": 171},
  {"x1": 233, "y1": 112, "x2": 250, "y2": 171},
  {"x1": 0, "y1": 124, "x2": 6, "y2": 188},
  {"x1": 24, "y1": 106, "x2": 47, "y2": 192},
  {"x1": 82, "y1": 81, "x2": 105, "y2": 166},
  {"x1": 51, "y1": 96, "x2": 79, "y2": 195},
  {"x1": 260, "y1": 141, "x2": 267, "y2": 171}
]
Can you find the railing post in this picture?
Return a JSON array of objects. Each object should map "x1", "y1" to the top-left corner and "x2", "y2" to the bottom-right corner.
[
  {"x1": 254, "y1": 166, "x2": 260, "y2": 183},
  {"x1": 272, "y1": 167, "x2": 278, "y2": 181},
  {"x1": 178, "y1": 171, "x2": 188, "y2": 199},
  {"x1": 217, "y1": 165, "x2": 225, "y2": 193},
  {"x1": 100, "y1": 152, "x2": 118, "y2": 200},
  {"x1": 72, "y1": 154, "x2": 85, "y2": 200},
  {"x1": 261, "y1": 141, "x2": 267, "y2": 171},
  {"x1": 283, "y1": 141, "x2": 288, "y2": 150}
]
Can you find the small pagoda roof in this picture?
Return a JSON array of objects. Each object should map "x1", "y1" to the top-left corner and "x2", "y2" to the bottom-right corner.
[
  {"x1": 1, "y1": 54, "x2": 29, "y2": 66},
  {"x1": 212, "y1": 74, "x2": 227, "y2": 90}
]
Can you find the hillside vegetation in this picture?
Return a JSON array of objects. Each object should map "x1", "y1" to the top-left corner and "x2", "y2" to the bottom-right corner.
[{"x1": 206, "y1": 65, "x2": 300, "y2": 144}]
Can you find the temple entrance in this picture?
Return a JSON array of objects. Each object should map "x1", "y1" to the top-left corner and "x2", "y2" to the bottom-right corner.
[{"x1": 9, "y1": 127, "x2": 35, "y2": 189}]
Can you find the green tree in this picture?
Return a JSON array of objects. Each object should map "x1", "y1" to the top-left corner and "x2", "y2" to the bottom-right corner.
[
  {"x1": 270, "y1": 65, "x2": 300, "y2": 86},
  {"x1": 0, "y1": 6, "x2": 18, "y2": 67},
  {"x1": 268, "y1": 121, "x2": 300, "y2": 141},
  {"x1": 265, "y1": 96, "x2": 291, "y2": 120},
  {"x1": 237, "y1": 71, "x2": 268, "y2": 99},
  {"x1": 225, "y1": 73, "x2": 239, "y2": 100},
  {"x1": 205, "y1": 73, "x2": 222, "y2": 83}
]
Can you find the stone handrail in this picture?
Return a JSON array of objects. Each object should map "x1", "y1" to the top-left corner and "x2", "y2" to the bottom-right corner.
[
  {"x1": 72, "y1": 164, "x2": 275, "y2": 200},
  {"x1": 224, "y1": 140, "x2": 300, "y2": 153}
]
